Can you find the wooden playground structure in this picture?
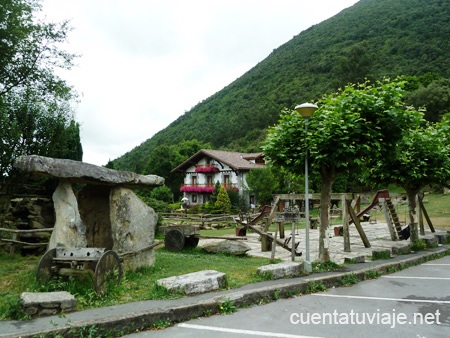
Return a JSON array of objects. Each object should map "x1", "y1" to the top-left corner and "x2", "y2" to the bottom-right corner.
[{"x1": 163, "y1": 190, "x2": 436, "y2": 259}]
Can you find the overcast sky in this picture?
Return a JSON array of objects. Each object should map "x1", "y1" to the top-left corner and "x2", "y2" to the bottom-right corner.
[{"x1": 40, "y1": 0, "x2": 359, "y2": 166}]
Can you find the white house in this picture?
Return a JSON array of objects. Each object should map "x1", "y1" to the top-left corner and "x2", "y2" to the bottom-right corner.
[{"x1": 171, "y1": 149, "x2": 266, "y2": 206}]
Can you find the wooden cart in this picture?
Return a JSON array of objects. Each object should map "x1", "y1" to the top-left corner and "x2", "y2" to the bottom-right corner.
[{"x1": 36, "y1": 247, "x2": 123, "y2": 295}]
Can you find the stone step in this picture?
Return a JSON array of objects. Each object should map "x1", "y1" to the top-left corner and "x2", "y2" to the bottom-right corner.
[
  {"x1": 157, "y1": 270, "x2": 226, "y2": 295},
  {"x1": 257, "y1": 261, "x2": 304, "y2": 279},
  {"x1": 20, "y1": 291, "x2": 77, "y2": 317}
]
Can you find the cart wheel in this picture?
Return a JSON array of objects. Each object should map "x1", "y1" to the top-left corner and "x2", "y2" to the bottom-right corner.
[
  {"x1": 184, "y1": 236, "x2": 199, "y2": 249},
  {"x1": 164, "y1": 228, "x2": 185, "y2": 251},
  {"x1": 94, "y1": 250, "x2": 123, "y2": 295},
  {"x1": 36, "y1": 248, "x2": 57, "y2": 283}
]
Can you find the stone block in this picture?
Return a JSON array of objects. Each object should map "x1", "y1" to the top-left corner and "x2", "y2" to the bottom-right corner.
[
  {"x1": 157, "y1": 270, "x2": 226, "y2": 295},
  {"x1": 257, "y1": 261, "x2": 303, "y2": 279},
  {"x1": 434, "y1": 232, "x2": 447, "y2": 244},
  {"x1": 391, "y1": 245, "x2": 411, "y2": 255},
  {"x1": 422, "y1": 235, "x2": 438, "y2": 248},
  {"x1": 20, "y1": 291, "x2": 77, "y2": 317},
  {"x1": 344, "y1": 256, "x2": 365, "y2": 264}
]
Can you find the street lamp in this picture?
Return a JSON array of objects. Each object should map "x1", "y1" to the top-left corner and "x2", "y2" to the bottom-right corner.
[{"x1": 295, "y1": 102, "x2": 318, "y2": 273}]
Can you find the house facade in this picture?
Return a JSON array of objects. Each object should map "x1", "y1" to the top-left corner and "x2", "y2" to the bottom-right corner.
[{"x1": 171, "y1": 149, "x2": 266, "y2": 206}]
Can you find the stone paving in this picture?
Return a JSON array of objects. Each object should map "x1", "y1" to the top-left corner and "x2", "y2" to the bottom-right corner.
[{"x1": 198, "y1": 217, "x2": 445, "y2": 264}]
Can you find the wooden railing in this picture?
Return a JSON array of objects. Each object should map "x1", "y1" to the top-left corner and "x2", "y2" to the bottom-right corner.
[{"x1": 0, "y1": 227, "x2": 53, "y2": 254}]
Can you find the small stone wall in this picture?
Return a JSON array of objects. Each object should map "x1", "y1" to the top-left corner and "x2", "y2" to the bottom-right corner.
[{"x1": 20, "y1": 291, "x2": 77, "y2": 317}]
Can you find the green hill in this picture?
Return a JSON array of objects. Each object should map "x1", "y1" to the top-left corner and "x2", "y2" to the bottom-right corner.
[{"x1": 112, "y1": 0, "x2": 450, "y2": 173}]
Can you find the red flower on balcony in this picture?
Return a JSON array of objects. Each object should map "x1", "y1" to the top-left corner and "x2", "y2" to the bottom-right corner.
[
  {"x1": 180, "y1": 185, "x2": 215, "y2": 193},
  {"x1": 195, "y1": 166, "x2": 219, "y2": 173}
]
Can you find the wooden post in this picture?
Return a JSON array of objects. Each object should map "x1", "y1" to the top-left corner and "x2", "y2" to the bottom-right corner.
[
  {"x1": 342, "y1": 196, "x2": 350, "y2": 252},
  {"x1": 270, "y1": 222, "x2": 278, "y2": 263},
  {"x1": 418, "y1": 195, "x2": 435, "y2": 233},
  {"x1": 346, "y1": 200, "x2": 371, "y2": 248},
  {"x1": 291, "y1": 221, "x2": 295, "y2": 261}
]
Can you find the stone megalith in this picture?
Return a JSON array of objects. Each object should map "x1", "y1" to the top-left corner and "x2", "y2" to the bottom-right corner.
[
  {"x1": 49, "y1": 180, "x2": 87, "y2": 249},
  {"x1": 13, "y1": 155, "x2": 165, "y2": 272},
  {"x1": 110, "y1": 187, "x2": 158, "y2": 270}
]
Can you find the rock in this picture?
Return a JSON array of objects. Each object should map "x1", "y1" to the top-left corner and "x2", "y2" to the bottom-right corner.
[
  {"x1": 202, "y1": 240, "x2": 251, "y2": 255},
  {"x1": 257, "y1": 262, "x2": 303, "y2": 279},
  {"x1": 110, "y1": 187, "x2": 158, "y2": 270},
  {"x1": 20, "y1": 291, "x2": 77, "y2": 318},
  {"x1": 13, "y1": 155, "x2": 164, "y2": 188},
  {"x1": 157, "y1": 270, "x2": 226, "y2": 294},
  {"x1": 49, "y1": 180, "x2": 87, "y2": 249}
]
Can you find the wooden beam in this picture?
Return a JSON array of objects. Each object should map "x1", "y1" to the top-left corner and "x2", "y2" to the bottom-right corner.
[{"x1": 346, "y1": 200, "x2": 371, "y2": 248}]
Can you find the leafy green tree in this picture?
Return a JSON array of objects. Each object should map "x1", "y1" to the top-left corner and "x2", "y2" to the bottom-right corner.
[
  {"x1": 406, "y1": 79, "x2": 450, "y2": 122},
  {"x1": 263, "y1": 79, "x2": 422, "y2": 260},
  {"x1": 209, "y1": 181, "x2": 221, "y2": 206},
  {"x1": 368, "y1": 119, "x2": 450, "y2": 242},
  {"x1": 1, "y1": 0, "x2": 80, "y2": 188},
  {"x1": 245, "y1": 166, "x2": 279, "y2": 205},
  {"x1": 215, "y1": 185, "x2": 232, "y2": 213},
  {"x1": 150, "y1": 185, "x2": 173, "y2": 204}
]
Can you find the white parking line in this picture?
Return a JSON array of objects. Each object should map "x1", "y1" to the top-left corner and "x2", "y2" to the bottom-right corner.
[
  {"x1": 313, "y1": 294, "x2": 450, "y2": 304},
  {"x1": 381, "y1": 276, "x2": 450, "y2": 280},
  {"x1": 422, "y1": 263, "x2": 450, "y2": 266},
  {"x1": 177, "y1": 323, "x2": 324, "y2": 338}
]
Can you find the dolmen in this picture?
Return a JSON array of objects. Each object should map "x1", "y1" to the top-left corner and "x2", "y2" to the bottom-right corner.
[{"x1": 13, "y1": 155, "x2": 164, "y2": 271}]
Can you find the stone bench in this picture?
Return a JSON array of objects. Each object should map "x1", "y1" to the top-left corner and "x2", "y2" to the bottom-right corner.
[
  {"x1": 20, "y1": 291, "x2": 77, "y2": 317},
  {"x1": 156, "y1": 270, "x2": 226, "y2": 295},
  {"x1": 257, "y1": 261, "x2": 303, "y2": 279}
]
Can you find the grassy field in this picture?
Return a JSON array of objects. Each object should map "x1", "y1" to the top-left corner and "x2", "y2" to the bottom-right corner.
[{"x1": 0, "y1": 192, "x2": 448, "y2": 320}]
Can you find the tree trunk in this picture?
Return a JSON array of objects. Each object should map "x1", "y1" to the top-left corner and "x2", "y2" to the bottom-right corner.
[
  {"x1": 319, "y1": 166, "x2": 336, "y2": 261},
  {"x1": 405, "y1": 187, "x2": 420, "y2": 243}
]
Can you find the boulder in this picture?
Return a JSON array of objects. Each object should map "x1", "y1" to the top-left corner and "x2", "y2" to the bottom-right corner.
[{"x1": 202, "y1": 240, "x2": 251, "y2": 255}]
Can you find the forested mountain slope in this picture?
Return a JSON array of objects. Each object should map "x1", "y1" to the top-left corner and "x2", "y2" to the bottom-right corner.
[{"x1": 112, "y1": 0, "x2": 450, "y2": 173}]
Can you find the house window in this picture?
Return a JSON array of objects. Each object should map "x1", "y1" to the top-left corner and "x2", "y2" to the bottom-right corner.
[
  {"x1": 207, "y1": 175, "x2": 213, "y2": 186},
  {"x1": 192, "y1": 194, "x2": 198, "y2": 203},
  {"x1": 191, "y1": 176, "x2": 198, "y2": 186},
  {"x1": 224, "y1": 175, "x2": 230, "y2": 188}
]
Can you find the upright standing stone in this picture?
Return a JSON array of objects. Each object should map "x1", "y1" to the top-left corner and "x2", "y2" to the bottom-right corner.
[
  {"x1": 49, "y1": 180, "x2": 87, "y2": 249},
  {"x1": 110, "y1": 187, "x2": 158, "y2": 270}
]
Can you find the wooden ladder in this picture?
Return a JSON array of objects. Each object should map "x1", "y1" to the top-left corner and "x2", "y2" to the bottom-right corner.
[{"x1": 385, "y1": 198, "x2": 403, "y2": 237}]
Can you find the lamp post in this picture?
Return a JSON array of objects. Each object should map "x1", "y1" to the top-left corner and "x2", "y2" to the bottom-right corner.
[{"x1": 294, "y1": 102, "x2": 318, "y2": 273}]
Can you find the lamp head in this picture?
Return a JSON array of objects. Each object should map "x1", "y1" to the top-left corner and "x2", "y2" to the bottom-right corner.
[{"x1": 295, "y1": 102, "x2": 318, "y2": 119}]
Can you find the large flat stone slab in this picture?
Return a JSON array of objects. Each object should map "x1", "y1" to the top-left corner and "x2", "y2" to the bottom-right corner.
[
  {"x1": 13, "y1": 155, "x2": 164, "y2": 188},
  {"x1": 157, "y1": 270, "x2": 226, "y2": 295},
  {"x1": 257, "y1": 261, "x2": 303, "y2": 279},
  {"x1": 20, "y1": 291, "x2": 77, "y2": 317}
]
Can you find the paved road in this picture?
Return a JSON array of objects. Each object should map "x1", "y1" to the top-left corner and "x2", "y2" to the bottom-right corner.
[{"x1": 124, "y1": 256, "x2": 450, "y2": 338}]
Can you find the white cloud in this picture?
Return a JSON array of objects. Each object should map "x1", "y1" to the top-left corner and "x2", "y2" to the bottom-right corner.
[{"x1": 40, "y1": 0, "x2": 359, "y2": 166}]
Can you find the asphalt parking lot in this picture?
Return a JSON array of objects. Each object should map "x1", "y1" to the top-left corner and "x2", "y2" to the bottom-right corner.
[{"x1": 126, "y1": 255, "x2": 450, "y2": 338}]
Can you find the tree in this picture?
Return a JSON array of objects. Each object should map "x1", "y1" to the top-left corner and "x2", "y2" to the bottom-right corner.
[
  {"x1": 263, "y1": 79, "x2": 422, "y2": 261},
  {"x1": 1, "y1": 0, "x2": 80, "y2": 187},
  {"x1": 215, "y1": 185, "x2": 232, "y2": 214},
  {"x1": 368, "y1": 119, "x2": 450, "y2": 242},
  {"x1": 245, "y1": 166, "x2": 279, "y2": 205}
]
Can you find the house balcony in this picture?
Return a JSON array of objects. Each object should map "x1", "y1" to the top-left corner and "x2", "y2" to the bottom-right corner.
[
  {"x1": 180, "y1": 183, "x2": 238, "y2": 193},
  {"x1": 194, "y1": 164, "x2": 219, "y2": 174}
]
